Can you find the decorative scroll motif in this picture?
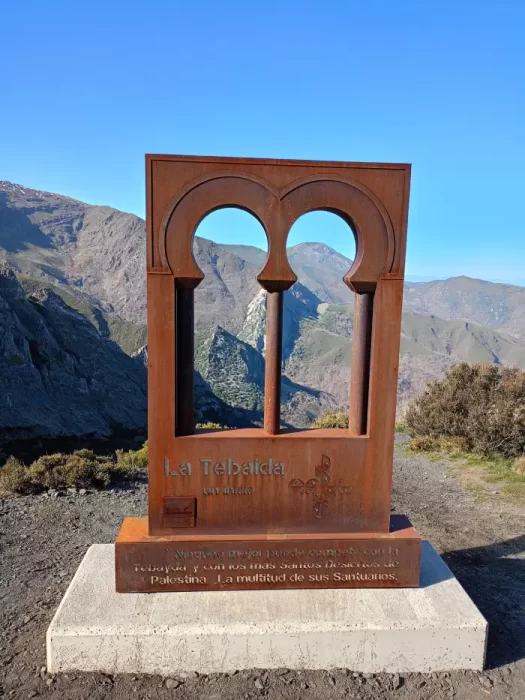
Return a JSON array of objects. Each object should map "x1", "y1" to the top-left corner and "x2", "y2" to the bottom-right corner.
[{"x1": 288, "y1": 455, "x2": 351, "y2": 518}]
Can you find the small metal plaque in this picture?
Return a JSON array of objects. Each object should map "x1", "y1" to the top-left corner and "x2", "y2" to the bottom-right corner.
[{"x1": 162, "y1": 497, "x2": 196, "y2": 528}]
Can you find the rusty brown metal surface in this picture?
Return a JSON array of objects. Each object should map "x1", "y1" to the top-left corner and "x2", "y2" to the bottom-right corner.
[
  {"x1": 115, "y1": 516, "x2": 421, "y2": 593},
  {"x1": 116, "y1": 154, "x2": 418, "y2": 593},
  {"x1": 144, "y1": 155, "x2": 410, "y2": 536},
  {"x1": 349, "y1": 292, "x2": 374, "y2": 435},
  {"x1": 162, "y1": 497, "x2": 197, "y2": 528},
  {"x1": 175, "y1": 287, "x2": 194, "y2": 436},
  {"x1": 264, "y1": 291, "x2": 283, "y2": 435}
]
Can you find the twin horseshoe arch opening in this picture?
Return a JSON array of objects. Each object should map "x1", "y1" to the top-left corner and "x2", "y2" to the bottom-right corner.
[
  {"x1": 193, "y1": 204, "x2": 358, "y2": 287},
  {"x1": 164, "y1": 175, "x2": 391, "y2": 437},
  {"x1": 161, "y1": 173, "x2": 395, "y2": 293},
  {"x1": 192, "y1": 208, "x2": 356, "y2": 430}
]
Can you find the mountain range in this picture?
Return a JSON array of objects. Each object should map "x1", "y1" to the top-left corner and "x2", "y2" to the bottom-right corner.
[{"x1": 1, "y1": 179, "x2": 525, "y2": 439}]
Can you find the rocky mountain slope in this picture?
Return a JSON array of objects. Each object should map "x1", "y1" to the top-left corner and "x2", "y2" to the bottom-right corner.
[
  {"x1": 283, "y1": 304, "x2": 525, "y2": 409},
  {"x1": 225, "y1": 241, "x2": 354, "y2": 304},
  {"x1": 196, "y1": 325, "x2": 335, "y2": 427},
  {"x1": 404, "y1": 276, "x2": 525, "y2": 341},
  {"x1": 0, "y1": 181, "x2": 146, "y2": 322},
  {"x1": 0, "y1": 263, "x2": 261, "y2": 440},
  {"x1": 4, "y1": 179, "x2": 525, "y2": 339},
  {"x1": 0, "y1": 263, "x2": 147, "y2": 440},
  {"x1": 2, "y1": 179, "x2": 525, "y2": 436}
]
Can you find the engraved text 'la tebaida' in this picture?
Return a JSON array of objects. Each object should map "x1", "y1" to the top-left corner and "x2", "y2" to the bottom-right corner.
[{"x1": 164, "y1": 457, "x2": 286, "y2": 477}]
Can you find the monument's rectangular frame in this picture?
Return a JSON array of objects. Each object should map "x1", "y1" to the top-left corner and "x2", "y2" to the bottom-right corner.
[{"x1": 115, "y1": 154, "x2": 420, "y2": 592}]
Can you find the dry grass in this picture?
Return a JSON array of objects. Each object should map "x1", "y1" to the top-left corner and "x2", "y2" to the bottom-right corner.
[
  {"x1": 407, "y1": 435, "x2": 468, "y2": 455},
  {"x1": 441, "y1": 450, "x2": 525, "y2": 503},
  {"x1": 512, "y1": 456, "x2": 525, "y2": 475}
]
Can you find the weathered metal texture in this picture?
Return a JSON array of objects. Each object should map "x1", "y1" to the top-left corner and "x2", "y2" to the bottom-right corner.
[
  {"x1": 264, "y1": 291, "x2": 283, "y2": 435},
  {"x1": 145, "y1": 154, "x2": 410, "y2": 537},
  {"x1": 115, "y1": 515, "x2": 421, "y2": 593},
  {"x1": 349, "y1": 293, "x2": 374, "y2": 435},
  {"x1": 175, "y1": 288, "x2": 194, "y2": 436},
  {"x1": 119, "y1": 153, "x2": 417, "y2": 594}
]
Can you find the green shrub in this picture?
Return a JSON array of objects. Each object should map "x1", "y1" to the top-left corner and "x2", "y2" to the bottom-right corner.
[
  {"x1": 28, "y1": 449, "x2": 113, "y2": 489},
  {"x1": 115, "y1": 441, "x2": 148, "y2": 473},
  {"x1": 311, "y1": 411, "x2": 349, "y2": 429},
  {"x1": 0, "y1": 457, "x2": 31, "y2": 494},
  {"x1": 195, "y1": 422, "x2": 225, "y2": 430},
  {"x1": 406, "y1": 363, "x2": 525, "y2": 458}
]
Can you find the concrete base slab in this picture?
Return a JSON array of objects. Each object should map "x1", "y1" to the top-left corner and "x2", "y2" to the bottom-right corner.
[{"x1": 47, "y1": 542, "x2": 487, "y2": 675}]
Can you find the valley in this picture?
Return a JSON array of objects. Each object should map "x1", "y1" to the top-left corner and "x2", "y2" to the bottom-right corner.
[{"x1": 2, "y1": 179, "x2": 525, "y2": 438}]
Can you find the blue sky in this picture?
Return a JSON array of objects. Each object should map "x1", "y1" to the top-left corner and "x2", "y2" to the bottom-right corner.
[{"x1": 1, "y1": 1, "x2": 524, "y2": 282}]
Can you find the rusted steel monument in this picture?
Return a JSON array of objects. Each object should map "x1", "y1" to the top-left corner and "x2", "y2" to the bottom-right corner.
[{"x1": 115, "y1": 154, "x2": 422, "y2": 592}]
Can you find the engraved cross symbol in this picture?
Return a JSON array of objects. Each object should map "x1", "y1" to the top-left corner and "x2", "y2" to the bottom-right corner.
[{"x1": 288, "y1": 454, "x2": 351, "y2": 518}]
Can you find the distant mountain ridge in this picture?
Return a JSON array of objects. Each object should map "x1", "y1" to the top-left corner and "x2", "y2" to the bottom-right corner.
[
  {"x1": 3, "y1": 180, "x2": 525, "y2": 340},
  {"x1": 2, "y1": 179, "x2": 525, "y2": 436},
  {"x1": 0, "y1": 180, "x2": 146, "y2": 322},
  {"x1": 224, "y1": 241, "x2": 354, "y2": 305},
  {"x1": 404, "y1": 276, "x2": 525, "y2": 340}
]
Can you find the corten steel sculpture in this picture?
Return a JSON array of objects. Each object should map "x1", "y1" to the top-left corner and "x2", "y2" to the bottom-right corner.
[{"x1": 115, "y1": 154, "x2": 422, "y2": 592}]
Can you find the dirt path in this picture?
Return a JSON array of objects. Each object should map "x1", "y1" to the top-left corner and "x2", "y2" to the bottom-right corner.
[{"x1": 1, "y1": 436, "x2": 524, "y2": 699}]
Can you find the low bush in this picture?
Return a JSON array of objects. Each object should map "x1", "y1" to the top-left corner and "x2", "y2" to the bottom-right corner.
[
  {"x1": 0, "y1": 441, "x2": 151, "y2": 495},
  {"x1": 28, "y1": 449, "x2": 114, "y2": 490},
  {"x1": 311, "y1": 411, "x2": 349, "y2": 429},
  {"x1": 115, "y1": 441, "x2": 148, "y2": 473},
  {"x1": 406, "y1": 363, "x2": 525, "y2": 457},
  {"x1": 0, "y1": 457, "x2": 31, "y2": 494},
  {"x1": 407, "y1": 436, "x2": 439, "y2": 452},
  {"x1": 311, "y1": 413, "x2": 406, "y2": 432}
]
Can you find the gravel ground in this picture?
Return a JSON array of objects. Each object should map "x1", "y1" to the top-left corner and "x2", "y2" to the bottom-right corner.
[{"x1": 1, "y1": 435, "x2": 524, "y2": 700}]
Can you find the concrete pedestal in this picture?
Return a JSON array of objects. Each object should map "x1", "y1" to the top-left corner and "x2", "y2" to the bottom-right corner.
[{"x1": 47, "y1": 542, "x2": 487, "y2": 675}]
